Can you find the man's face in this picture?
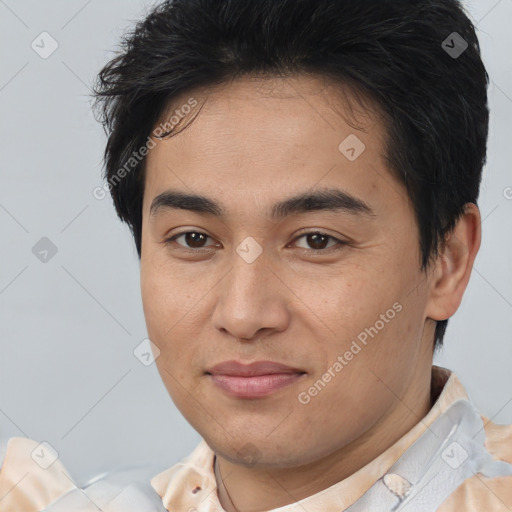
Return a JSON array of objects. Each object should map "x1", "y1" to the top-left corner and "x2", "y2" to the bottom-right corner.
[{"x1": 140, "y1": 75, "x2": 436, "y2": 467}]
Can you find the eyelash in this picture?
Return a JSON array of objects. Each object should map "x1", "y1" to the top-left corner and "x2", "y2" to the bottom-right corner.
[{"x1": 164, "y1": 230, "x2": 348, "y2": 255}]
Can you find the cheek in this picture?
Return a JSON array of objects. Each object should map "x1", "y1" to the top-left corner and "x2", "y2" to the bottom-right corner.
[
  {"x1": 141, "y1": 270, "x2": 171, "y2": 337},
  {"x1": 141, "y1": 254, "x2": 194, "y2": 330},
  {"x1": 142, "y1": 273, "x2": 200, "y2": 412},
  {"x1": 140, "y1": 258, "x2": 210, "y2": 381},
  {"x1": 313, "y1": 266, "x2": 397, "y2": 342},
  {"x1": 140, "y1": 263, "x2": 190, "y2": 374},
  {"x1": 307, "y1": 263, "x2": 421, "y2": 383}
]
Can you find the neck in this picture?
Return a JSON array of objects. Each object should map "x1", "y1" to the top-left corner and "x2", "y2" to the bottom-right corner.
[{"x1": 214, "y1": 366, "x2": 434, "y2": 512}]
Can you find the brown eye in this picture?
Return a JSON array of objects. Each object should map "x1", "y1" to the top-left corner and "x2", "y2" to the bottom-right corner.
[
  {"x1": 166, "y1": 231, "x2": 215, "y2": 250},
  {"x1": 305, "y1": 233, "x2": 330, "y2": 250},
  {"x1": 182, "y1": 232, "x2": 208, "y2": 248},
  {"x1": 293, "y1": 232, "x2": 345, "y2": 252}
]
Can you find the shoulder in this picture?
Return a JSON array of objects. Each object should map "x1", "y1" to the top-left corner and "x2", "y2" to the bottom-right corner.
[
  {"x1": 482, "y1": 414, "x2": 512, "y2": 463},
  {"x1": 437, "y1": 414, "x2": 512, "y2": 511},
  {"x1": 0, "y1": 436, "x2": 75, "y2": 511},
  {"x1": 0, "y1": 436, "x2": 168, "y2": 511}
]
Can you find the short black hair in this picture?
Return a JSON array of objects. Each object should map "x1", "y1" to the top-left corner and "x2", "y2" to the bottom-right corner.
[{"x1": 92, "y1": 0, "x2": 489, "y2": 351}]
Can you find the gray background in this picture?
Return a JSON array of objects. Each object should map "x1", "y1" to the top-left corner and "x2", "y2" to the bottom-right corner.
[{"x1": 0, "y1": 0, "x2": 511, "y2": 480}]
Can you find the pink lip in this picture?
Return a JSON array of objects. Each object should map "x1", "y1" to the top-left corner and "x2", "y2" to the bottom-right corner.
[{"x1": 206, "y1": 360, "x2": 306, "y2": 398}]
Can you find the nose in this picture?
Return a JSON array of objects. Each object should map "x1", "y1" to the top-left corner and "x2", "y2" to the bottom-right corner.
[{"x1": 211, "y1": 243, "x2": 290, "y2": 342}]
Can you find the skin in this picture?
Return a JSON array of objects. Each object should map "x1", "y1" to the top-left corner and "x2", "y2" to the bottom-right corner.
[{"x1": 140, "y1": 74, "x2": 481, "y2": 511}]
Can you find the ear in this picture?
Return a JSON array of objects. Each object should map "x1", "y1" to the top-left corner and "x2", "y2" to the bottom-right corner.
[{"x1": 425, "y1": 202, "x2": 481, "y2": 321}]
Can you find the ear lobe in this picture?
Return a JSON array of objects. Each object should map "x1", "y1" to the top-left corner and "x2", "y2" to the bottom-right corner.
[{"x1": 425, "y1": 203, "x2": 481, "y2": 321}]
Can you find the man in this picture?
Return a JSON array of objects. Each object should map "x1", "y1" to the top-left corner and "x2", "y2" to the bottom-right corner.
[{"x1": 1, "y1": 0, "x2": 511, "y2": 510}]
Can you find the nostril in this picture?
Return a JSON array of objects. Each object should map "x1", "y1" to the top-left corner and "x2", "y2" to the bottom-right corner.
[{"x1": 192, "y1": 485, "x2": 202, "y2": 494}]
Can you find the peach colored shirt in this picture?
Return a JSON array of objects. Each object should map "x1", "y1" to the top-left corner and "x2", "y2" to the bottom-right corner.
[{"x1": 1, "y1": 365, "x2": 512, "y2": 511}]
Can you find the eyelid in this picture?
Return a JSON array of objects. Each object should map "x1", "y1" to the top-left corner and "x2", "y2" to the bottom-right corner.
[
  {"x1": 290, "y1": 230, "x2": 348, "y2": 253},
  {"x1": 164, "y1": 229, "x2": 348, "y2": 253},
  {"x1": 165, "y1": 230, "x2": 219, "y2": 252}
]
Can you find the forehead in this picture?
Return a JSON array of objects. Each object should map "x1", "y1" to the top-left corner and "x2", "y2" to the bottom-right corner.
[{"x1": 143, "y1": 75, "x2": 399, "y2": 217}]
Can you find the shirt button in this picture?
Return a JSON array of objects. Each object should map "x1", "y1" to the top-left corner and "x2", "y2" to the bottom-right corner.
[{"x1": 383, "y1": 473, "x2": 412, "y2": 499}]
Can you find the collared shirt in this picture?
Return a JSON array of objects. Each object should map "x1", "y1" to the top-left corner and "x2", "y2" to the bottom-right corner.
[{"x1": 1, "y1": 365, "x2": 512, "y2": 511}]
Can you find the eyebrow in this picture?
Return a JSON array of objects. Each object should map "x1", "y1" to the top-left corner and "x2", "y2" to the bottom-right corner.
[{"x1": 149, "y1": 187, "x2": 375, "y2": 221}]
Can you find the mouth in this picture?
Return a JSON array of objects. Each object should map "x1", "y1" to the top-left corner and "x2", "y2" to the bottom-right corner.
[{"x1": 205, "y1": 360, "x2": 307, "y2": 398}]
